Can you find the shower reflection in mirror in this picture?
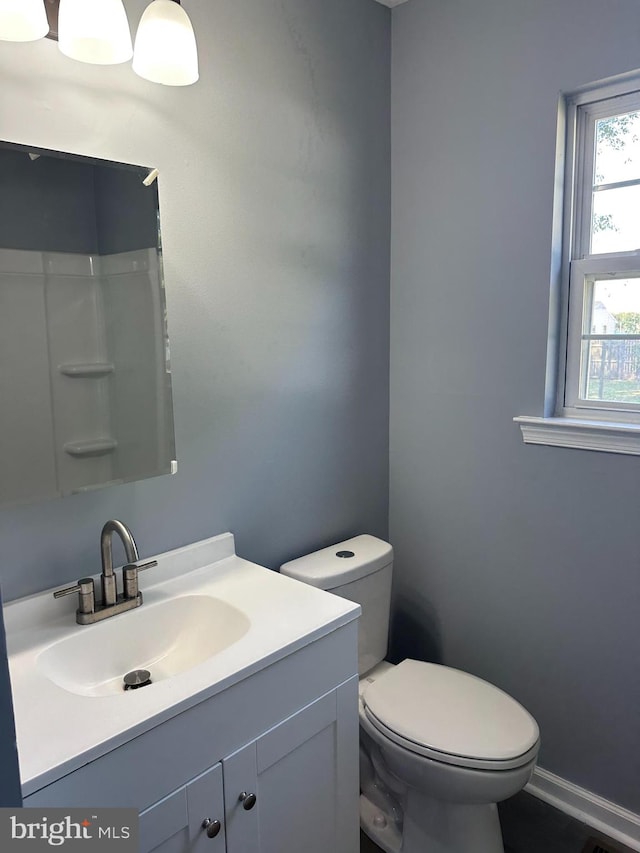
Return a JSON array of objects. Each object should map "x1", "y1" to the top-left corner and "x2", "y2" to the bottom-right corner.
[{"x1": 0, "y1": 141, "x2": 176, "y2": 509}]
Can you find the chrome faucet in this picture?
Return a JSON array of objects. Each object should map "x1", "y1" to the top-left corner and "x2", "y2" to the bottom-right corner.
[
  {"x1": 100, "y1": 519, "x2": 139, "y2": 607},
  {"x1": 53, "y1": 519, "x2": 157, "y2": 625}
]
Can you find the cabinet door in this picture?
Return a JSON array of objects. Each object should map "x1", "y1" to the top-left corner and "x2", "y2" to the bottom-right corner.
[
  {"x1": 223, "y1": 678, "x2": 359, "y2": 853},
  {"x1": 140, "y1": 762, "x2": 226, "y2": 853}
]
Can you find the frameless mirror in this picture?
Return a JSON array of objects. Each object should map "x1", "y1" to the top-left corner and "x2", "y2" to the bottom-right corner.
[{"x1": 0, "y1": 141, "x2": 176, "y2": 508}]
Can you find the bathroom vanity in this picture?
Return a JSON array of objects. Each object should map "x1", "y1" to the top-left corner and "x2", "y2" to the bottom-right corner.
[{"x1": 4, "y1": 533, "x2": 360, "y2": 853}]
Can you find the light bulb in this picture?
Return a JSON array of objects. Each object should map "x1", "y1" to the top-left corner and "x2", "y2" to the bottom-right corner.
[
  {"x1": 0, "y1": 0, "x2": 48, "y2": 42},
  {"x1": 133, "y1": 0, "x2": 198, "y2": 87},
  {"x1": 58, "y1": 0, "x2": 133, "y2": 65}
]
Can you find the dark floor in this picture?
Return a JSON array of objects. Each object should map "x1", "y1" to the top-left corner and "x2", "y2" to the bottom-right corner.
[
  {"x1": 499, "y1": 792, "x2": 605, "y2": 853},
  {"x1": 360, "y1": 791, "x2": 633, "y2": 853}
]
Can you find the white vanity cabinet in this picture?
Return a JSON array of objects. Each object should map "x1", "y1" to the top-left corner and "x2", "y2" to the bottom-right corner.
[
  {"x1": 140, "y1": 682, "x2": 356, "y2": 853},
  {"x1": 22, "y1": 621, "x2": 360, "y2": 853},
  {"x1": 140, "y1": 763, "x2": 226, "y2": 853}
]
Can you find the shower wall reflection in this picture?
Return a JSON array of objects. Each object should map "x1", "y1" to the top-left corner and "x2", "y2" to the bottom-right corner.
[{"x1": 0, "y1": 143, "x2": 176, "y2": 508}]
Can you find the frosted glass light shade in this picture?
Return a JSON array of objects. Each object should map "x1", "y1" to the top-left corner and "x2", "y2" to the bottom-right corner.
[
  {"x1": 0, "y1": 0, "x2": 48, "y2": 42},
  {"x1": 133, "y1": 0, "x2": 198, "y2": 86},
  {"x1": 58, "y1": 0, "x2": 133, "y2": 65}
]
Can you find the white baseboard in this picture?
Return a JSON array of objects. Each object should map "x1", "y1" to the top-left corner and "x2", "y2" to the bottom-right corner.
[{"x1": 526, "y1": 766, "x2": 640, "y2": 851}]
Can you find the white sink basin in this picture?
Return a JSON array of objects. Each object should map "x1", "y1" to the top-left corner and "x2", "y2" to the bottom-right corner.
[
  {"x1": 37, "y1": 594, "x2": 250, "y2": 697},
  {"x1": 4, "y1": 531, "x2": 360, "y2": 796}
]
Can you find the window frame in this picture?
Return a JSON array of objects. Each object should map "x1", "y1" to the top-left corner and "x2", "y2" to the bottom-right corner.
[
  {"x1": 515, "y1": 74, "x2": 640, "y2": 455},
  {"x1": 561, "y1": 88, "x2": 640, "y2": 423}
]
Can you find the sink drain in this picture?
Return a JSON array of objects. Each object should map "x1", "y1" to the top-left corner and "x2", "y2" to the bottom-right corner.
[{"x1": 123, "y1": 669, "x2": 152, "y2": 691}]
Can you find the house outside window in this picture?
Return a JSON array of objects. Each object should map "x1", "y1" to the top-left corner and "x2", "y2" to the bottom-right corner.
[{"x1": 516, "y1": 75, "x2": 640, "y2": 455}]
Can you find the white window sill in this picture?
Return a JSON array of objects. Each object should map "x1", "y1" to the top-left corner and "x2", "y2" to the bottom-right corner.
[{"x1": 514, "y1": 415, "x2": 640, "y2": 456}]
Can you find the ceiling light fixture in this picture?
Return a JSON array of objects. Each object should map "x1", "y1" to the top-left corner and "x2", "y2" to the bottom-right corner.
[
  {"x1": 0, "y1": 0, "x2": 198, "y2": 85},
  {"x1": 133, "y1": 0, "x2": 198, "y2": 86},
  {"x1": 0, "y1": 0, "x2": 49, "y2": 42},
  {"x1": 58, "y1": 0, "x2": 132, "y2": 65}
]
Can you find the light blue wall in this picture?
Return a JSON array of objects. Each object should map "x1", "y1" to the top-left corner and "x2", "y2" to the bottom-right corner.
[
  {"x1": 390, "y1": 0, "x2": 640, "y2": 812},
  {"x1": 0, "y1": 0, "x2": 390, "y2": 795},
  {"x1": 0, "y1": 0, "x2": 390, "y2": 602}
]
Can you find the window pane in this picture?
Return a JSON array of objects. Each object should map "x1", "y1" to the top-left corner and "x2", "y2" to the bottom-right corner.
[
  {"x1": 582, "y1": 339, "x2": 640, "y2": 402},
  {"x1": 580, "y1": 277, "x2": 640, "y2": 403},
  {"x1": 591, "y1": 184, "x2": 640, "y2": 254},
  {"x1": 587, "y1": 278, "x2": 640, "y2": 335},
  {"x1": 594, "y1": 111, "x2": 640, "y2": 186}
]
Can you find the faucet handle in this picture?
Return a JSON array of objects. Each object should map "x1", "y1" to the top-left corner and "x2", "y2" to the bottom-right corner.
[
  {"x1": 53, "y1": 577, "x2": 95, "y2": 616},
  {"x1": 123, "y1": 560, "x2": 158, "y2": 600}
]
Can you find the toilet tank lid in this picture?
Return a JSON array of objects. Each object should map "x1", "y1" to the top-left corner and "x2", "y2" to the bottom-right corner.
[{"x1": 280, "y1": 534, "x2": 393, "y2": 589}]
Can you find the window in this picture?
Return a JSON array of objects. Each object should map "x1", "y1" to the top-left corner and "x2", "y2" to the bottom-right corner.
[{"x1": 516, "y1": 76, "x2": 640, "y2": 455}]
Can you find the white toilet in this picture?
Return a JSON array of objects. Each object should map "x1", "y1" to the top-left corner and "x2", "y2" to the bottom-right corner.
[{"x1": 280, "y1": 534, "x2": 540, "y2": 853}]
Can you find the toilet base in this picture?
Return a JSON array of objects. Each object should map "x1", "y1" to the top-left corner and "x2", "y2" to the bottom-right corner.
[
  {"x1": 403, "y1": 786, "x2": 504, "y2": 853},
  {"x1": 360, "y1": 788, "x2": 505, "y2": 853},
  {"x1": 360, "y1": 793, "x2": 402, "y2": 853}
]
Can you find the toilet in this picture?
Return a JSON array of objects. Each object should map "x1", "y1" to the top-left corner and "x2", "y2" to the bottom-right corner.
[{"x1": 280, "y1": 534, "x2": 540, "y2": 853}]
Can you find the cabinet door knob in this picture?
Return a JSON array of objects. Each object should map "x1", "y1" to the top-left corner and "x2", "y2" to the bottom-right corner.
[
  {"x1": 238, "y1": 791, "x2": 257, "y2": 810},
  {"x1": 201, "y1": 818, "x2": 222, "y2": 838}
]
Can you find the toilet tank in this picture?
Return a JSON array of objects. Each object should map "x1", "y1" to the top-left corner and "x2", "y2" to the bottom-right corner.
[{"x1": 280, "y1": 535, "x2": 393, "y2": 676}]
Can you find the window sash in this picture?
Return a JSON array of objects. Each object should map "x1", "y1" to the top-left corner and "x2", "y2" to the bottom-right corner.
[
  {"x1": 564, "y1": 262, "x2": 640, "y2": 416},
  {"x1": 573, "y1": 91, "x2": 640, "y2": 260}
]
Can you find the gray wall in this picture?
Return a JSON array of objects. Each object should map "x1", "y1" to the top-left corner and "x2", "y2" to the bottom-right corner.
[
  {"x1": 0, "y1": 0, "x2": 389, "y2": 792},
  {"x1": 94, "y1": 166, "x2": 159, "y2": 254},
  {"x1": 0, "y1": 147, "x2": 156, "y2": 254},
  {"x1": 0, "y1": 588, "x2": 21, "y2": 806},
  {"x1": 390, "y1": 0, "x2": 640, "y2": 812},
  {"x1": 0, "y1": 149, "x2": 98, "y2": 253}
]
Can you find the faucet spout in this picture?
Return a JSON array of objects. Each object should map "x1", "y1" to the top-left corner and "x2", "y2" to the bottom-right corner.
[{"x1": 100, "y1": 520, "x2": 139, "y2": 606}]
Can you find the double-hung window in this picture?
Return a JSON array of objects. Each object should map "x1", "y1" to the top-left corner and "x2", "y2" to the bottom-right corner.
[{"x1": 517, "y1": 78, "x2": 640, "y2": 454}]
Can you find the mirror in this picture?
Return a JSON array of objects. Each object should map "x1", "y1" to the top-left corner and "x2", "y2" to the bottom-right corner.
[{"x1": 0, "y1": 141, "x2": 176, "y2": 508}]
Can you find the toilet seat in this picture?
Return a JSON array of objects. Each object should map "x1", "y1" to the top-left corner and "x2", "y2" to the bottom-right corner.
[{"x1": 361, "y1": 659, "x2": 540, "y2": 772}]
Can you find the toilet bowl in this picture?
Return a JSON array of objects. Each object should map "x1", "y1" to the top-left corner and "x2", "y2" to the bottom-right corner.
[
  {"x1": 357, "y1": 660, "x2": 538, "y2": 853},
  {"x1": 280, "y1": 536, "x2": 540, "y2": 853}
]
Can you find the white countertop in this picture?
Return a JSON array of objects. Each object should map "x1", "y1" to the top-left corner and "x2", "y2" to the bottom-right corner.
[{"x1": 4, "y1": 532, "x2": 360, "y2": 797}]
